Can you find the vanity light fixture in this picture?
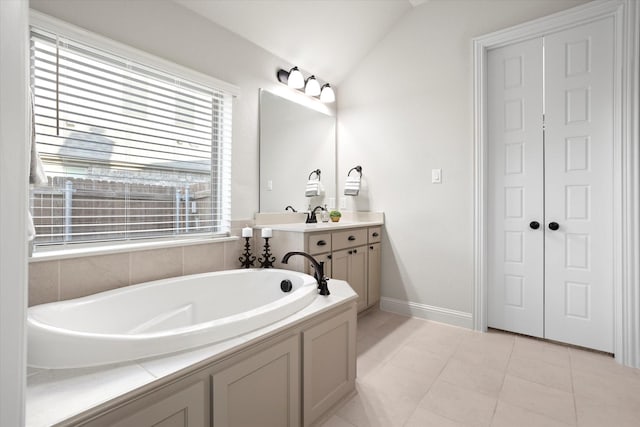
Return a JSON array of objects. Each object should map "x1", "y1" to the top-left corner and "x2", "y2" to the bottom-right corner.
[
  {"x1": 287, "y1": 66, "x2": 305, "y2": 89},
  {"x1": 276, "y1": 66, "x2": 335, "y2": 103},
  {"x1": 305, "y1": 75, "x2": 321, "y2": 96},
  {"x1": 320, "y1": 83, "x2": 335, "y2": 103}
]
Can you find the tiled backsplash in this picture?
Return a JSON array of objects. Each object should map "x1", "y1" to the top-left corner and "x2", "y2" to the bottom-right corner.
[{"x1": 28, "y1": 232, "x2": 251, "y2": 307}]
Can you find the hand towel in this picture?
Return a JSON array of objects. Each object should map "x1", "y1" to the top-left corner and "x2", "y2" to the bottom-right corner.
[
  {"x1": 305, "y1": 179, "x2": 321, "y2": 197},
  {"x1": 344, "y1": 174, "x2": 361, "y2": 196}
]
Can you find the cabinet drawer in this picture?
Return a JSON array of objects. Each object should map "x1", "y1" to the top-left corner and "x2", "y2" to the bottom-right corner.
[
  {"x1": 308, "y1": 233, "x2": 331, "y2": 254},
  {"x1": 332, "y1": 229, "x2": 367, "y2": 251},
  {"x1": 368, "y1": 227, "x2": 382, "y2": 244}
]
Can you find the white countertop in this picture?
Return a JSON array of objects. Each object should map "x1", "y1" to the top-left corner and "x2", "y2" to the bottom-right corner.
[
  {"x1": 255, "y1": 219, "x2": 383, "y2": 233},
  {"x1": 26, "y1": 280, "x2": 357, "y2": 427},
  {"x1": 253, "y1": 211, "x2": 384, "y2": 233}
]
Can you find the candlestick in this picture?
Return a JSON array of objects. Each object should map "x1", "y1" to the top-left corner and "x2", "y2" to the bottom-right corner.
[
  {"x1": 242, "y1": 227, "x2": 252, "y2": 238},
  {"x1": 258, "y1": 237, "x2": 276, "y2": 268},
  {"x1": 238, "y1": 237, "x2": 256, "y2": 268},
  {"x1": 261, "y1": 227, "x2": 273, "y2": 238}
]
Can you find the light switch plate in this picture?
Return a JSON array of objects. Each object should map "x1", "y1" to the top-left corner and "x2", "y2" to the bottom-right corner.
[{"x1": 432, "y1": 168, "x2": 442, "y2": 184}]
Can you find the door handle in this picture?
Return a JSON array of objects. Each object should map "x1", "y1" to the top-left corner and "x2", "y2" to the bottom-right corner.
[
  {"x1": 529, "y1": 221, "x2": 540, "y2": 230},
  {"x1": 548, "y1": 222, "x2": 560, "y2": 231}
]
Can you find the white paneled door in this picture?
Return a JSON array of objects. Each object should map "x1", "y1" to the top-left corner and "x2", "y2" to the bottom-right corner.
[{"x1": 487, "y1": 17, "x2": 614, "y2": 352}]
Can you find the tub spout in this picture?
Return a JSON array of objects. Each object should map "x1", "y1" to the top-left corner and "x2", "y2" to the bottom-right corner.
[{"x1": 281, "y1": 251, "x2": 330, "y2": 296}]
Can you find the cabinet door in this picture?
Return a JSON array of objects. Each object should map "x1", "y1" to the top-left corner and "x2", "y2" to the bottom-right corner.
[
  {"x1": 304, "y1": 252, "x2": 332, "y2": 279},
  {"x1": 332, "y1": 247, "x2": 367, "y2": 312},
  {"x1": 303, "y1": 307, "x2": 356, "y2": 427},
  {"x1": 102, "y1": 381, "x2": 207, "y2": 427},
  {"x1": 367, "y1": 243, "x2": 381, "y2": 308},
  {"x1": 212, "y1": 335, "x2": 300, "y2": 427}
]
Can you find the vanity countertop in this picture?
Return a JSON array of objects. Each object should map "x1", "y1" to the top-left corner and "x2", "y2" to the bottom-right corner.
[
  {"x1": 253, "y1": 211, "x2": 384, "y2": 233},
  {"x1": 255, "y1": 220, "x2": 383, "y2": 233}
]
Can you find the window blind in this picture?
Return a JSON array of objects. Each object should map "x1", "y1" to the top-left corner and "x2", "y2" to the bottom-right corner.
[{"x1": 29, "y1": 27, "x2": 232, "y2": 246}]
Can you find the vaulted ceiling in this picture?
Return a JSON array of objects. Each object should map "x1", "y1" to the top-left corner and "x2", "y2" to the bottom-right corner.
[{"x1": 174, "y1": 0, "x2": 427, "y2": 84}]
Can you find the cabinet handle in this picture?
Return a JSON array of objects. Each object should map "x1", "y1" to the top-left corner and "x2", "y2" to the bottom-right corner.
[
  {"x1": 317, "y1": 240, "x2": 327, "y2": 246},
  {"x1": 353, "y1": 249, "x2": 358, "y2": 254},
  {"x1": 370, "y1": 246, "x2": 374, "y2": 250},
  {"x1": 348, "y1": 235, "x2": 356, "y2": 241},
  {"x1": 327, "y1": 255, "x2": 332, "y2": 260},
  {"x1": 529, "y1": 221, "x2": 540, "y2": 230},
  {"x1": 548, "y1": 222, "x2": 560, "y2": 231},
  {"x1": 348, "y1": 250, "x2": 353, "y2": 255},
  {"x1": 372, "y1": 232, "x2": 379, "y2": 237}
]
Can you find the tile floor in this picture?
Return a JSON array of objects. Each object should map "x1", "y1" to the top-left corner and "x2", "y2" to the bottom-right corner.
[{"x1": 320, "y1": 309, "x2": 640, "y2": 427}]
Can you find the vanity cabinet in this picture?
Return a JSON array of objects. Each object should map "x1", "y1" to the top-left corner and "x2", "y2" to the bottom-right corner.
[
  {"x1": 297, "y1": 225, "x2": 381, "y2": 313},
  {"x1": 332, "y1": 246, "x2": 367, "y2": 312},
  {"x1": 367, "y1": 243, "x2": 381, "y2": 307}
]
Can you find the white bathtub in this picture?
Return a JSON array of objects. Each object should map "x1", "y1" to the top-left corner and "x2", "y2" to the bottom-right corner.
[{"x1": 27, "y1": 269, "x2": 318, "y2": 369}]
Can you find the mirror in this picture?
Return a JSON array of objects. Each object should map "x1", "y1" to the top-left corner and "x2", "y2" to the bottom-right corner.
[{"x1": 259, "y1": 89, "x2": 336, "y2": 213}]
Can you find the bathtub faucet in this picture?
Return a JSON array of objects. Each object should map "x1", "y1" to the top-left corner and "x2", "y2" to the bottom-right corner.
[{"x1": 281, "y1": 251, "x2": 330, "y2": 296}]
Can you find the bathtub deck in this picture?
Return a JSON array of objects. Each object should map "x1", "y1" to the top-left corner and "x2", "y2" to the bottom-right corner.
[{"x1": 26, "y1": 280, "x2": 357, "y2": 427}]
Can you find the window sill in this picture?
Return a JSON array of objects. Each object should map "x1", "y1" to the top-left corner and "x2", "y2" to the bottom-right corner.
[{"x1": 29, "y1": 235, "x2": 239, "y2": 263}]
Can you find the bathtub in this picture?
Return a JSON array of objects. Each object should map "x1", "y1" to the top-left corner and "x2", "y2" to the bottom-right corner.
[{"x1": 27, "y1": 269, "x2": 318, "y2": 369}]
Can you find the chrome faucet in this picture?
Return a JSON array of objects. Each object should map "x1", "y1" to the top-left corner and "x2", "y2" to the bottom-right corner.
[
  {"x1": 281, "y1": 251, "x2": 330, "y2": 295},
  {"x1": 305, "y1": 205, "x2": 325, "y2": 224}
]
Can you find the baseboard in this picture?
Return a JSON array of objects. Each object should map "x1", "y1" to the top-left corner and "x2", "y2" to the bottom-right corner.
[{"x1": 380, "y1": 297, "x2": 473, "y2": 329}]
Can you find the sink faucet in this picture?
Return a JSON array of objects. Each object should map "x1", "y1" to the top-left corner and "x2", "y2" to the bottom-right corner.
[
  {"x1": 306, "y1": 205, "x2": 325, "y2": 224},
  {"x1": 285, "y1": 205, "x2": 297, "y2": 212},
  {"x1": 281, "y1": 251, "x2": 330, "y2": 295}
]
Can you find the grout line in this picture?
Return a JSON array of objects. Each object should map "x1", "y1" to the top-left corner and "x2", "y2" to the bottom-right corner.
[
  {"x1": 56, "y1": 259, "x2": 61, "y2": 302},
  {"x1": 569, "y1": 347, "x2": 579, "y2": 426}
]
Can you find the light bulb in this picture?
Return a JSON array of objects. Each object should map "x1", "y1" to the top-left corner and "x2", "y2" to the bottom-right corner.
[
  {"x1": 305, "y1": 76, "x2": 321, "y2": 96},
  {"x1": 320, "y1": 83, "x2": 335, "y2": 103},
  {"x1": 287, "y1": 67, "x2": 304, "y2": 89}
]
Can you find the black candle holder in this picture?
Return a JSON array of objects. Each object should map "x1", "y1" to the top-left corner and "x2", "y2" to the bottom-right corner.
[
  {"x1": 258, "y1": 237, "x2": 276, "y2": 268},
  {"x1": 238, "y1": 237, "x2": 256, "y2": 268}
]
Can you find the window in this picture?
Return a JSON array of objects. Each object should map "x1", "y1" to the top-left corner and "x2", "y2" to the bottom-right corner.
[{"x1": 29, "y1": 22, "x2": 234, "y2": 247}]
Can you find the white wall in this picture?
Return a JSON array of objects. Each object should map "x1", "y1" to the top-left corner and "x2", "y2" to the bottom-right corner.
[
  {"x1": 337, "y1": 0, "x2": 589, "y2": 320},
  {"x1": 29, "y1": 0, "x2": 335, "y2": 222}
]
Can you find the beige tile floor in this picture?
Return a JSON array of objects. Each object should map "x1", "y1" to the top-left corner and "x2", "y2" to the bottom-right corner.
[{"x1": 320, "y1": 309, "x2": 640, "y2": 427}]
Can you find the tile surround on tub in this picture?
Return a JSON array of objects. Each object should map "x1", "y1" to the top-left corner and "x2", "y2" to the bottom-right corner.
[
  {"x1": 28, "y1": 260, "x2": 59, "y2": 306},
  {"x1": 130, "y1": 247, "x2": 183, "y2": 284},
  {"x1": 28, "y1": 221, "x2": 256, "y2": 306},
  {"x1": 60, "y1": 253, "x2": 130, "y2": 300}
]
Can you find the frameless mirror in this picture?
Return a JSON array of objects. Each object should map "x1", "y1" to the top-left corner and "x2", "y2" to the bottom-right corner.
[{"x1": 259, "y1": 89, "x2": 336, "y2": 213}]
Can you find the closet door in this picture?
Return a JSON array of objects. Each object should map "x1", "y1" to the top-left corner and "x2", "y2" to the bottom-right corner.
[
  {"x1": 543, "y1": 17, "x2": 614, "y2": 352},
  {"x1": 487, "y1": 38, "x2": 544, "y2": 337}
]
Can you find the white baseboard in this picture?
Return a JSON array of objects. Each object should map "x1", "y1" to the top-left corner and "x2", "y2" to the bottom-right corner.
[{"x1": 380, "y1": 297, "x2": 473, "y2": 329}]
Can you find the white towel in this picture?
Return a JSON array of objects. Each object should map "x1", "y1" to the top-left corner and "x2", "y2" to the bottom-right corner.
[
  {"x1": 344, "y1": 175, "x2": 361, "y2": 196},
  {"x1": 305, "y1": 179, "x2": 321, "y2": 197},
  {"x1": 28, "y1": 88, "x2": 47, "y2": 243},
  {"x1": 29, "y1": 89, "x2": 47, "y2": 186}
]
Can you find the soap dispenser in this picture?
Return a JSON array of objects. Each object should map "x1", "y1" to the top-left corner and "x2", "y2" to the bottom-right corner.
[{"x1": 321, "y1": 204, "x2": 330, "y2": 222}]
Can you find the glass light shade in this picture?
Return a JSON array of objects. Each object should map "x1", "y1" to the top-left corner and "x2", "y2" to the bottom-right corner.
[
  {"x1": 287, "y1": 67, "x2": 305, "y2": 89},
  {"x1": 305, "y1": 76, "x2": 321, "y2": 96},
  {"x1": 320, "y1": 83, "x2": 335, "y2": 103}
]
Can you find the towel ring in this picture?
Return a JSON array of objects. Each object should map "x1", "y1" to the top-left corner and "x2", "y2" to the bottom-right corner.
[
  {"x1": 308, "y1": 169, "x2": 321, "y2": 180},
  {"x1": 347, "y1": 165, "x2": 363, "y2": 178}
]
